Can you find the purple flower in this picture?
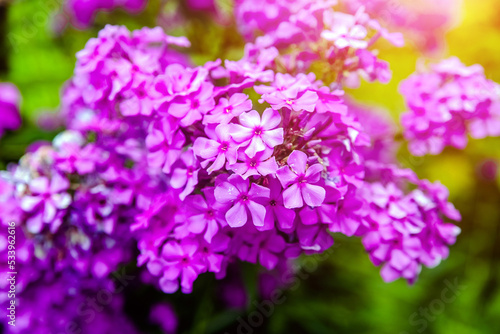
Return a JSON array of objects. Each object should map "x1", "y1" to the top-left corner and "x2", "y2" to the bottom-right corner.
[
  {"x1": 263, "y1": 88, "x2": 318, "y2": 112},
  {"x1": 170, "y1": 149, "x2": 200, "y2": 200},
  {"x1": 204, "y1": 93, "x2": 253, "y2": 124},
  {"x1": 400, "y1": 57, "x2": 500, "y2": 155},
  {"x1": 63, "y1": 0, "x2": 147, "y2": 29},
  {"x1": 321, "y1": 13, "x2": 368, "y2": 49},
  {"x1": 214, "y1": 174, "x2": 270, "y2": 228},
  {"x1": 55, "y1": 143, "x2": 102, "y2": 175},
  {"x1": 262, "y1": 177, "x2": 296, "y2": 231},
  {"x1": 276, "y1": 150, "x2": 326, "y2": 209},
  {"x1": 193, "y1": 124, "x2": 238, "y2": 174},
  {"x1": 231, "y1": 148, "x2": 278, "y2": 179},
  {"x1": 146, "y1": 117, "x2": 185, "y2": 174},
  {"x1": 20, "y1": 173, "x2": 72, "y2": 233},
  {"x1": 0, "y1": 83, "x2": 22, "y2": 138},
  {"x1": 149, "y1": 238, "x2": 206, "y2": 293},
  {"x1": 184, "y1": 188, "x2": 227, "y2": 242},
  {"x1": 230, "y1": 108, "x2": 284, "y2": 157},
  {"x1": 167, "y1": 82, "x2": 215, "y2": 126}
]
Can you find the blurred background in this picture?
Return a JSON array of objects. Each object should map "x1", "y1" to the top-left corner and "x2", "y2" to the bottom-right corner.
[{"x1": 1, "y1": 0, "x2": 500, "y2": 333}]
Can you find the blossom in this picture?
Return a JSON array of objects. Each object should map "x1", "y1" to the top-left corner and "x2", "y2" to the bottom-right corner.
[
  {"x1": 214, "y1": 174, "x2": 270, "y2": 227},
  {"x1": 230, "y1": 108, "x2": 284, "y2": 157},
  {"x1": 203, "y1": 93, "x2": 253, "y2": 124},
  {"x1": 400, "y1": 57, "x2": 500, "y2": 155},
  {"x1": 262, "y1": 88, "x2": 318, "y2": 112},
  {"x1": 184, "y1": 188, "x2": 227, "y2": 243},
  {"x1": 0, "y1": 83, "x2": 22, "y2": 138},
  {"x1": 170, "y1": 149, "x2": 200, "y2": 200},
  {"x1": 193, "y1": 124, "x2": 238, "y2": 174},
  {"x1": 262, "y1": 177, "x2": 296, "y2": 231},
  {"x1": 20, "y1": 173, "x2": 72, "y2": 233},
  {"x1": 230, "y1": 148, "x2": 278, "y2": 179},
  {"x1": 0, "y1": 20, "x2": 465, "y2": 323},
  {"x1": 148, "y1": 239, "x2": 206, "y2": 293},
  {"x1": 276, "y1": 150, "x2": 326, "y2": 209},
  {"x1": 321, "y1": 12, "x2": 369, "y2": 49},
  {"x1": 167, "y1": 82, "x2": 216, "y2": 127},
  {"x1": 62, "y1": 0, "x2": 147, "y2": 29},
  {"x1": 146, "y1": 117, "x2": 185, "y2": 174}
]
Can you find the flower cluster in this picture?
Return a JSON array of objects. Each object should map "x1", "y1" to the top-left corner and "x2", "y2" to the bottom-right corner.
[
  {"x1": 234, "y1": 0, "x2": 403, "y2": 88},
  {"x1": 0, "y1": 11, "x2": 462, "y2": 331},
  {"x1": 0, "y1": 83, "x2": 22, "y2": 139},
  {"x1": 359, "y1": 162, "x2": 461, "y2": 283},
  {"x1": 61, "y1": 0, "x2": 147, "y2": 29},
  {"x1": 400, "y1": 57, "x2": 500, "y2": 156},
  {"x1": 341, "y1": 0, "x2": 462, "y2": 52}
]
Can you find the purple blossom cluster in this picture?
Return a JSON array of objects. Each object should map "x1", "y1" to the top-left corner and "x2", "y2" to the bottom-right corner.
[
  {"x1": 61, "y1": 0, "x2": 147, "y2": 29},
  {"x1": 341, "y1": 0, "x2": 462, "y2": 52},
  {"x1": 400, "y1": 57, "x2": 500, "y2": 156},
  {"x1": 0, "y1": 83, "x2": 22, "y2": 139},
  {"x1": 234, "y1": 0, "x2": 403, "y2": 88},
  {"x1": 0, "y1": 6, "x2": 463, "y2": 331}
]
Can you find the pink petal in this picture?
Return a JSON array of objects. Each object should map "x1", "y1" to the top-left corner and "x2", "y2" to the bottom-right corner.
[
  {"x1": 214, "y1": 181, "x2": 240, "y2": 203},
  {"x1": 207, "y1": 153, "x2": 226, "y2": 174},
  {"x1": 248, "y1": 183, "x2": 271, "y2": 199},
  {"x1": 275, "y1": 206, "x2": 296, "y2": 230},
  {"x1": 276, "y1": 166, "x2": 298, "y2": 188},
  {"x1": 261, "y1": 108, "x2": 282, "y2": 130},
  {"x1": 238, "y1": 110, "x2": 261, "y2": 128},
  {"x1": 256, "y1": 157, "x2": 278, "y2": 176},
  {"x1": 283, "y1": 183, "x2": 304, "y2": 209},
  {"x1": 244, "y1": 137, "x2": 266, "y2": 158},
  {"x1": 193, "y1": 138, "x2": 219, "y2": 159},
  {"x1": 262, "y1": 128, "x2": 284, "y2": 147},
  {"x1": 168, "y1": 101, "x2": 191, "y2": 118},
  {"x1": 247, "y1": 201, "x2": 266, "y2": 227},
  {"x1": 287, "y1": 150, "x2": 307, "y2": 174},
  {"x1": 294, "y1": 90, "x2": 318, "y2": 112},
  {"x1": 229, "y1": 124, "x2": 254, "y2": 143},
  {"x1": 170, "y1": 168, "x2": 188, "y2": 189},
  {"x1": 226, "y1": 202, "x2": 248, "y2": 227},
  {"x1": 159, "y1": 277, "x2": 180, "y2": 293}
]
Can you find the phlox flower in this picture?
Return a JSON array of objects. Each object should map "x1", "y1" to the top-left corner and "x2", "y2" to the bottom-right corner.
[
  {"x1": 214, "y1": 174, "x2": 270, "y2": 228},
  {"x1": 276, "y1": 150, "x2": 326, "y2": 209},
  {"x1": 230, "y1": 108, "x2": 284, "y2": 157}
]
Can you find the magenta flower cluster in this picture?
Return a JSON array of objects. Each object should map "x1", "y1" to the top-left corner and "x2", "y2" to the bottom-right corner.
[
  {"x1": 0, "y1": 3, "x2": 464, "y2": 332},
  {"x1": 400, "y1": 57, "x2": 500, "y2": 156},
  {"x1": 234, "y1": 0, "x2": 403, "y2": 88},
  {"x1": 0, "y1": 83, "x2": 22, "y2": 139},
  {"x1": 62, "y1": 0, "x2": 147, "y2": 29},
  {"x1": 342, "y1": 0, "x2": 461, "y2": 52}
]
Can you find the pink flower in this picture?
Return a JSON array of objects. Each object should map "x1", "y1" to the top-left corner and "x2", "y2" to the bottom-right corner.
[
  {"x1": 276, "y1": 150, "x2": 326, "y2": 209},
  {"x1": 262, "y1": 177, "x2": 296, "y2": 231},
  {"x1": 146, "y1": 117, "x2": 185, "y2": 174},
  {"x1": 203, "y1": 93, "x2": 253, "y2": 124},
  {"x1": 184, "y1": 188, "x2": 227, "y2": 243},
  {"x1": 263, "y1": 88, "x2": 318, "y2": 112},
  {"x1": 230, "y1": 149, "x2": 278, "y2": 179},
  {"x1": 170, "y1": 149, "x2": 200, "y2": 200},
  {"x1": 230, "y1": 108, "x2": 284, "y2": 157},
  {"x1": 167, "y1": 82, "x2": 215, "y2": 127},
  {"x1": 193, "y1": 124, "x2": 238, "y2": 174},
  {"x1": 149, "y1": 238, "x2": 206, "y2": 293},
  {"x1": 214, "y1": 174, "x2": 270, "y2": 228},
  {"x1": 20, "y1": 173, "x2": 72, "y2": 233},
  {"x1": 0, "y1": 83, "x2": 22, "y2": 138}
]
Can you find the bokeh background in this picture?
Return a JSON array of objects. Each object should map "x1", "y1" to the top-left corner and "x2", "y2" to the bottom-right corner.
[{"x1": 1, "y1": 0, "x2": 500, "y2": 333}]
